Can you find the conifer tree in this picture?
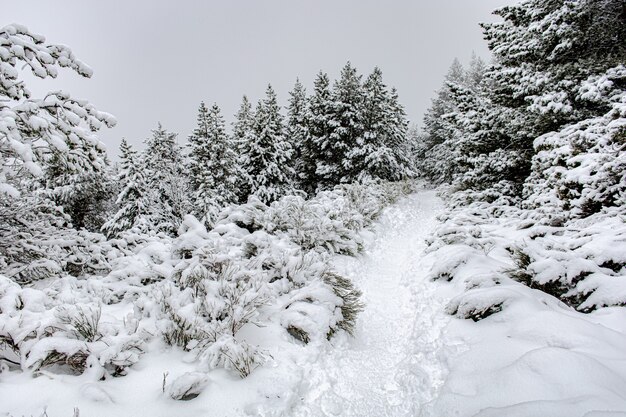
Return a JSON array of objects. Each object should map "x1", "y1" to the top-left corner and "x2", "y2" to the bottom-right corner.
[
  {"x1": 102, "y1": 139, "x2": 149, "y2": 238},
  {"x1": 232, "y1": 95, "x2": 256, "y2": 202},
  {"x1": 187, "y1": 102, "x2": 239, "y2": 226},
  {"x1": 349, "y1": 68, "x2": 413, "y2": 182},
  {"x1": 143, "y1": 124, "x2": 189, "y2": 235},
  {"x1": 0, "y1": 24, "x2": 116, "y2": 199},
  {"x1": 322, "y1": 62, "x2": 364, "y2": 186},
  {"x1": 304, "y1": 71, "x2": 334, "y2": 193},
  {"x1": 286, "y1": 79, "x2": 309, "y2": 190},
  {"x1": 245, "y1": 85, "x2": 295, "y2": 203},
  {"x1": 386, "y1": 87, "x2": 414, "y2": 180},
  {"x1": 422, "y1": 58, "x2": 465, "y2": 154}
]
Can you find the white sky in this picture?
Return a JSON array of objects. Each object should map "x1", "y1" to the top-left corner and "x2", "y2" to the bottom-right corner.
[{"x1": 5, "y1": 0, "x2": 515, "y2": 157}]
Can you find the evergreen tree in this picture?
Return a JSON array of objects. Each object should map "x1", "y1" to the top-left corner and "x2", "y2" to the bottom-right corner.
[
  {"x1": 0, "y1": 24, "x2": 116, "y2": 199},
  {"x1": 322, "y1": 62, "x2": 364, "y2": 185},
  {"x1": 187, "y1": 102, "x2": 239, "y2": 226},
  {"x1": 232, "y1": 95, "x2": 256, "y2": 202},
  {"x1": 102, "y1": 139, "x2": 150, "y2": 238},
  {"x1": 143, "y1": 124, "x2": 189, "y2": 235},
  {"x1": 286, "y1": 79, "x2": 309, "y2": 190},
  {"x1": 386, "y1": 87, "x2": 414, "y2": 180},
  {"x1": 246, "y1": 85, "x2": 295, "y2": 204},
  {"x1": 304, "y1": 71, "x2": 333, "y2": 193},
  {"x1": 422, "y1": 58, "x2": 465, "y2": 156},
  {"x1": 350, "y1": 67, "x2": 387, "y2": 181}
]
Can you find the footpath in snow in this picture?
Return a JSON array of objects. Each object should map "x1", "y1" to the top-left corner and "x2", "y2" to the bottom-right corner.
[{"x1": 291, "y1": 189, "x2": 449, "y2": 417}]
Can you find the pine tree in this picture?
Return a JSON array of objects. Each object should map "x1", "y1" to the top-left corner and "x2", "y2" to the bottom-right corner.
[
  {"x1": 422, "y1": 58, "x2": 465, "y2": 154},
  {"x1": 0, "y1": 24, "x2": 116, "y2": 198},
  {"x1": 143, "y1": 124, "x2": 189, "y2": 235},
  {"x1": 322, "y1": 62, "x2": 365, "y2": 186},
  {"x1": 286, "y1": 79, "x2": 309, "y2": 190},
  {"x1": 347, "y1": 66, "x2": 414, "y2": 183},
  {"x1": 304, "y1": 71, "x2": 333, "y2": 193},
  {"x1": 102, "y1": 139, "x2": 150, "y2": 238},
  {"x1": 385, "y1": 87, "x2": 414, "y2": 180},
  {"x1": 232, "y1": 95, "x2": 256, "y2": 202},
  {"x1": 246, "y1": 85, "x2": 295, "y2": 204},
  {"x1": 187, "y1": 102, "x2": 239, "y2": 226}
]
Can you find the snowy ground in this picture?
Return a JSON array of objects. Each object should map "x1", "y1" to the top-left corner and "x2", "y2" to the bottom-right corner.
[
  {"x1": 4, "y1": 188, "x2": 626, "y2": 417},
  {"x1": 0, "y1": 188, "x2": 448, "y2": 417},
  {"x1": 288, "y1": 190, "x2": 448, "y2": 416}
]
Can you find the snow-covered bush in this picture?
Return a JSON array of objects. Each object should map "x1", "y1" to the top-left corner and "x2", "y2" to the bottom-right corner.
[
  {"x1": 524, "y1": 67, "x2": 626, "y2": 220},
  {"x1": 0, "y1": 195, "x2": 118, "y2": 285},
  {"x1": 0, "y1": 276, "x2": 148, "y2": 377},
  {"x1": 426, "y1": 186, "x2": 626, "y2": 319},
  {"x1": 152, "y1": 181, "x2": 402, "y2": 379}
]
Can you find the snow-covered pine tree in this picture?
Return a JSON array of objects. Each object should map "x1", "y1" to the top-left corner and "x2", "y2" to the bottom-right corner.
[
  {"x1": 245, "y1": 85, "x2": 295, "y2": 204},
  {"x1": 232, "y1": 95, "x2": 256, "y2": 203},
  {"x1": 323, "y1": 62, "x2": 365, "y2": 185},
  {"x1": 304, "y1": 71, "x2": 334, "y2": 193},
  {"x1": 0, "y1": 23, "x2": 116, "y2": 199},
  {"x1": 102, "y1": 139, "x2": 150, "y2": 238},
  {"x1": 0, "y1": 24, "x2": 116, "y2": 283},
  {"x1": 286, "y1": 79, "x2": 309, "y2": 191},
  {"x1": 422, "y1": 58, "x2": 464, "y2": 152},
  {"x1": 353, "y1": 68, "x2": 413, "y2": 182},
  {"x1": 419, "y1": 58, "x2": 466, "y2": 183},
  {"x1": 481, "y1": 0, "x2": 626, "y2": 150},
  {"x1": 42, "y1": 154, "x2": 117, "y2": 232},
  {"x1": 386, "y1": 87, "x2": 414, "y2": 180},
  {"x1": 143, "y1": 124, "x2": 189, "y2": 235},
  {"x1": 187, "y1": 102, "x2": 239, "y2": 226}
]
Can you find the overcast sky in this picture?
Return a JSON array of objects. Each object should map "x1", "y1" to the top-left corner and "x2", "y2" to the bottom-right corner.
[{"x1": 6, "y1": 0, "x2": 514, "y2": 157}]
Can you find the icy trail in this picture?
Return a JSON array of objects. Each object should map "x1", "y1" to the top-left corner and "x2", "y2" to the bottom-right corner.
[{"x1": 292, "y1": 189, "x2": 449, "y2": 417}]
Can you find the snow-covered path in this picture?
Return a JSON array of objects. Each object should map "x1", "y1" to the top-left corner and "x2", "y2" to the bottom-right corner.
[{"x1": 292, "y1": 189, "x2": 449, "y2": 417}]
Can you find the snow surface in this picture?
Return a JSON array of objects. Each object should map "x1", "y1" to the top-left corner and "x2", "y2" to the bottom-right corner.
[
  {"x1": 285, "y1": 190, "x2": 447, "y2": 417},
  {"x1": 3, "y1": 188, "x2": 626, "y2": 416}
]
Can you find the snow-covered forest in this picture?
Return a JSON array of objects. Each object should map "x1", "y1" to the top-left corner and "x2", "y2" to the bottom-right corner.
[{"x1": 1, "y1": 0, "x2": 625, "y2": 415}]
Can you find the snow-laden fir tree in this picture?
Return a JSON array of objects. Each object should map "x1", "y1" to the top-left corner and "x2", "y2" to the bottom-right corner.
[
  {"x1": 187, "y1": 102, "x2": 239, "y2": 226},
  {"x1": 143, "y1": 124, "x2": 189, "y2": 235},
  {"x1": 322, "y1": 62, "x2": 365, "y2": 185},
  {"x1": 0, "y1": 24, "x2": 116, "y2": 283},
  {"x1": 232, "y1": 95, "x2": 256, "y2": 203},
  {"x1": 42, "y1": 154, "x2": 117, "y2": 232},
  {"x1": 419, "y1": 58, "x2": 466, "y2": 183},
  {"x1": 422, "y1": 58, "x2": 465, "y2": 154},
  {"x1": 304, "y1": 71, "x2": 334, "y2": 193},
  {"x1": 0, "y1": 24, "x2": 116, "y2": 199},
  {"x1": 102, "y1": 139, "x2": 150, "y2": 238},
  {"x1": 244, "y1": 85, "x2": 295, "y2": 204},
  {"x1": 286, "y1": 79, "x2": 309, "y2": 191},
  {"x1": 352, "y1": 67, "x2": 412, "y2": 182}
]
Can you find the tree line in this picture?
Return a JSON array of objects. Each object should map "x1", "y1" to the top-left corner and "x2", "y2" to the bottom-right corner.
[{"x1": 103, "y1": 63, "x2": 414, "y2": 237}]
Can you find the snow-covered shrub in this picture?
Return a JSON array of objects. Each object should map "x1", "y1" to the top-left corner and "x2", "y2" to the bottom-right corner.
[
  {"x1": 153, "y1": 182, "x2": 399, "y2": 378},
  {"x1": 0, "y1": 276, "x2": 147, "y2": 377},
  {"x1": 0, "y1": 195, "x2": 117, "y2": 285},
  {"x1": 166, "y1": 371, "x2": 210, "y2": 401},
  {"x1": 524, "y1": 74, "x2": 626, "y2": 220},
  {"x1": 427, "y1": 183, "x2": 626, "y2": 318}
]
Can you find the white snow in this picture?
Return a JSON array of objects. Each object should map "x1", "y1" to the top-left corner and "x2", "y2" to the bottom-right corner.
[
  {"x1": 3, "y1": 188, "x2": 626, "y2": 417},
  {"x1": 286, "y1": 189, "x2": 448, "y2": 417}
]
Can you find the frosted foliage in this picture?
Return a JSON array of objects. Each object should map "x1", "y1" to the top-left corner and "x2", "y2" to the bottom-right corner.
[
  {"x1": 242, "y1": 85, "x2": 295, "y2": 204},
  {"x1": 158, "y1": 182, "x2": 407, "y2": 377},
  {"x1": 0, "y1": 24, "x2": 116, "y2": 197},
  {"x1": 187, "y1": 103, "x2": 239, "y2": 226},
  {"x1": 0, "y1": 181, "x2": 408, "y2": 387}
]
